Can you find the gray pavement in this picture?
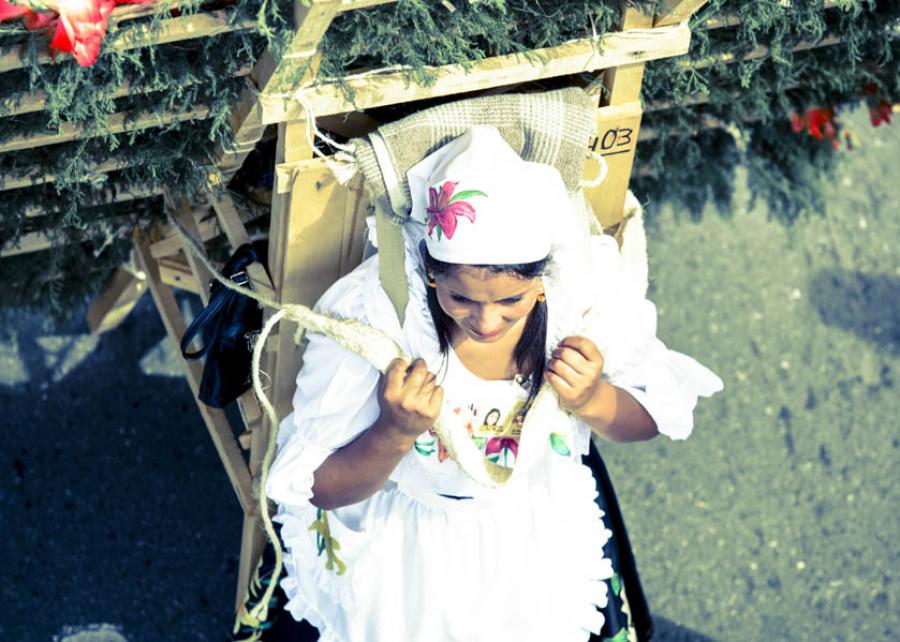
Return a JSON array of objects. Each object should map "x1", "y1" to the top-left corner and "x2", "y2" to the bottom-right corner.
[
  {"x1": 1, "y1": 295, "x2": 242, "y2": 642},
  {"x1": 602, "y1": 107, "x2": 900, "y2": 641},
  {"x1": 2, "y1": 106, "x2": 898, "y2": 641}
]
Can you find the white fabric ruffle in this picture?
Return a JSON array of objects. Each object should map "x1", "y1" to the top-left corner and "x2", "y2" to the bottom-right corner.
[{"x1": 276, "y1": 459, "x2": 613, "y2": 642}]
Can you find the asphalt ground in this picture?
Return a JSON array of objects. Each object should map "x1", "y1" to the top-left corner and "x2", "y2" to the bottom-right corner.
[{"x1": 1, "y1": 106, "x2": 897, "y2": 641}]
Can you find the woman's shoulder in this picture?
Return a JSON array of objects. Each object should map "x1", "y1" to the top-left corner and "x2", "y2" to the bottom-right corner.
[
  {"x1": 314, "y1": 254, "x2": 392, "y2": 324},
  {"x1": 314, "y1": 254, "x2": 415, "y2": 345}
]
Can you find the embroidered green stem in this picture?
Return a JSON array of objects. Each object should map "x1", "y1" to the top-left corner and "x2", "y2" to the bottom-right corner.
[{"x1": 308, "y1": 509, "x2": 347, "y2": 576}]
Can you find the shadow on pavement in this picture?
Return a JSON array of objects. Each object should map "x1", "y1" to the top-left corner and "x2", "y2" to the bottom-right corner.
[
  {"x1": 652, "y1": 616, "x2": 717, "y2": 642},
  {"x1": 809, "y1": 269, "x2": 900, "y2": 353},
  {"x1": 0, "y1": 296, "x2": 240, "y2": 642}
]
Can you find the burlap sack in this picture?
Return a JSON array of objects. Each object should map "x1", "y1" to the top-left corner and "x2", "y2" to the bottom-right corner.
[{"x1": 353, "y1": 87, "x2": 597, "y2": 218}]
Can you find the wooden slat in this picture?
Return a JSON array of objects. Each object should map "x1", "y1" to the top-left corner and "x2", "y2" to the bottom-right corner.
[
  {"x1": 1, "y1": 230, "x2": 57, "y2": 257},
  {"x1": 583, "y1": 8, "x2": 654, "y2": 227},
  {"x1": 235, "y1": 512, "x2": 265, "y2": 612},
  {"x1": 150, "y1": 212, "x2": 219, "y2": 259},
  {"x1": 338, "y1": 173, "x2": 367, "y2": 277},
  {"x1": 584, "y1": 101, "x2": 644, "y2": 228},
  {"x1": 23, "y1": 185, "x2": 162, "y2": 218},
  {"x1": 0, "y1": 10, "x2": 255, "y2": 74},
  {"x1": 86, "y1": 266, "x2": 147, "y2": 334},
  {"x1": 262, "y1": 22, "x2": 692, "y2": 121},
  {"x1": 215, "y1": 1, "x2": 341, "y2": 175},
  {"x1": 600, "y1": 9, "x2": 655, "y2": 107},
  {"x1": 645, "y1": 91, "x2": 722, "y2": 112},
  {"x1": 206, "y1": 188, "x2": 276, "y2": 301},
  {"x1": 0, "y1": 106, "x2": 210, "y2": 154},
  {"x1": 148, "y1": 197, "x2": 262, "y2": 260},
  {"x1": 654, "y1": 0, "x2": 709, "y2": 28},
  {"x1": 158, "y1": 253, "x2": 204, "y2": 294},
  {"x1": 169, "y1": 193, "x2": 214, "y2": 304},
  {"x1": 337, "y1": 0, "x2": 398, "y2": 10},
  {"x1": 133, "y1": 230, "x2": 255, "y2": 514},
  {"x1": 639, "y1": 114, "x2": 734, "y2": 141},
  {"x1": 702, "y1": 1, "x2": 840, "y2": 30},
  {"x1": 266, "y1": 156, "x2": 369, "y2": 416},
  {"x1": 0, "y1": 157, "x2": 141, "y2": 192},
  {"x1": 0, "y1": 65, "x2": 250, "y2": 120},
  {"x1": 2, "y1": 187, "x2": 161, "y2": 255},
  {"x1": 647, "y1": 33, "x2": 857, "y2": 112},
  {"x1": 701, "y1": 13, "x2": 741, "y2": 30},
  {"x1": 107, "y1": 0, "x2": 191, "y2": 24},
  {"x1": 645, "y1": 80, "x2": 804, "y2": 112},
  {"x1": 684, "y1": 33, "x2": 843, "y2": 69}
]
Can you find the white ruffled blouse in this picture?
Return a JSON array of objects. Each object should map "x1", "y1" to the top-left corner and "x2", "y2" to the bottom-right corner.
[{"x1": 265, "y1": 229, "x2": 723, "y2": 642}]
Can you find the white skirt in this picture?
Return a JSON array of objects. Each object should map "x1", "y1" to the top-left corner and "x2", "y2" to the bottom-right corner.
[{"x1": 275, "y1": 461, "x2": 613, "y2": 642}]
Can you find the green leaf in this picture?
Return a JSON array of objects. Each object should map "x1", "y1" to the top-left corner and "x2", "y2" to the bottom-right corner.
[
  {"x1": 601, "y1": 628, "x2": 629, "y2": 642},
  {"x1": 415, "y1": 442, "x2": 436, "y2": 456},
  {"x1": 448, "y1": 189, "x2": 488, "y2": 203},
  {"x1": 549, "y1": 432, "x2": 571, "y2": 456},
  {"x1": 610, "y1": 572, "x2": 622, "y2": 597}
]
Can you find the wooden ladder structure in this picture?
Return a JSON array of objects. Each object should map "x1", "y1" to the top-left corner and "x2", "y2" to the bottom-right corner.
[{"x1": 87, "y1": 0, "x2": 710, "y2": 610}]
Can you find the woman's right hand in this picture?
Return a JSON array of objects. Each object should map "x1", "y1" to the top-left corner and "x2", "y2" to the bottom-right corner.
[{"x1": 377, "y1": 358, "x2": 444, "y2": 439}]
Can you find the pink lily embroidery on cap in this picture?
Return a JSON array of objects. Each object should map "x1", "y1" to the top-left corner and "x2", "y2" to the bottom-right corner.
[{"x1": 426, "y1": 181, "x2": 487, "y2": 240}]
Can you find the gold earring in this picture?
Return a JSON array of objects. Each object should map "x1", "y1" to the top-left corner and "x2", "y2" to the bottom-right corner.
[
  {"x1": 536, "y1": 290, "x2": 546, "y2": 302},
  {"x1": 427, "y1": 272, "x2": 437, "y2": 288}
]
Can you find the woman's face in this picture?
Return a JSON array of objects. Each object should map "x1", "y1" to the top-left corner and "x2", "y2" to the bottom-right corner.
[{"x1": 434, "y1": 266, "x2": 542, "y2": 344}]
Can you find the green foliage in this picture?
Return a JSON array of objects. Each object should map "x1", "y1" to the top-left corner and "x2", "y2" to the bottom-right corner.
[
  {"x1": 639, "y1": 0, "x2": 900, "y2": 223},
  {"x1": 0, "y1": 199, "x2": 160, "y2": 316},
  {"x1": 316, "y1": 0, "x2": 635, "y2": 86},
  {"x1": 0, "y1": 0, "x2": 898, "y2": 312}
]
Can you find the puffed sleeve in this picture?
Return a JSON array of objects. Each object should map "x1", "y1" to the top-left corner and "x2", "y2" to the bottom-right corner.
[
  {"x1": 265, "y1": 261, "x2": 383, "y2": 508},
  {"x1": 586, "y1": 238, "x2": 723, "y2": 441}
]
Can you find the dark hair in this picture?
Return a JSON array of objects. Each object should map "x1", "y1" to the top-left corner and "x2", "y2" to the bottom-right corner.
[{"x1": 420, "y1": 244, "x2": 549, "y2": 403}]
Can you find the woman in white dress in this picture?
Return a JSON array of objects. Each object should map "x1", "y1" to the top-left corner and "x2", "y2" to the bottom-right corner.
[{"x1": 265, "y1": 126, "x2": 723, "y2": 642}]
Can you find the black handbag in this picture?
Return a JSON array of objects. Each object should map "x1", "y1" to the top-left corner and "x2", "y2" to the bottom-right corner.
[{"x1": 180, "y1": 241, "x2": 269, "y2": 408}]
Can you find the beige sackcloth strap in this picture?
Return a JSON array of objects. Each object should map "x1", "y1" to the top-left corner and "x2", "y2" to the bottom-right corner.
[{"x1": 369, "y1": 131, "x2": 411, "y2": 325}]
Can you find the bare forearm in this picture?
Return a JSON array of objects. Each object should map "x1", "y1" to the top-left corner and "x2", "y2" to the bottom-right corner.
[
  {"x1": 310, "y1": 418, "x2": 415, "y2": 510},
  {"x1": 575, "y1": 380, "x2": 659, "y2": 443}
]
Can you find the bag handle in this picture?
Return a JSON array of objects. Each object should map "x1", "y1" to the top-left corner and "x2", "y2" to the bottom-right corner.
[{"x1": 181, "y1": 290, "x2": 234, "y2": 360}]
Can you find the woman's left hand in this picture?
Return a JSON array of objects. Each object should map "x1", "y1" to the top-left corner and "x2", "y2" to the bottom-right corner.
[{"x1": 545, "y1": 336, "x2": 605, "y2": 414}]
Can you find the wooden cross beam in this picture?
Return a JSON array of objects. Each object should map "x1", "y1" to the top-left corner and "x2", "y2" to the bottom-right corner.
[{"x1": 216, "y1": 0, "x2": 398, "y2": 177}]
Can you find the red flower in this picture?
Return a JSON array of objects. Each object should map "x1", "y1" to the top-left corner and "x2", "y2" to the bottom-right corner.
[
  {"x1": 870, "y1": 100, "x2": 893, "y2": 127},
  {"x1": 23, "y1": 10, "x2": 56, "y2": 30},
  {"x1": 426, "y1": 181, "x2": 486, "y2": 241},
  {"x1": 0, "y1": 1, "x2": 29, "y2": 22},
  {"x1": 0, "y1": 0, "x2": 150, "y2": 66},
  {"x1": 806, "y1": 108, "x2": 836, "y2": 141},
  {"x1": 790, "y1": 107, "x2": 842, "y2": 148},
  {"x1": 485, "y1": 436, "x2": 518, "y2": 467}
]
